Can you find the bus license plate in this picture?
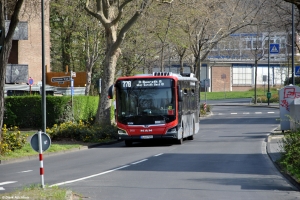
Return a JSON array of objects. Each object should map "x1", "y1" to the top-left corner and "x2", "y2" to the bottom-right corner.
[{"x1": 140, "y1": 135, "x2": 153, "y2": 139}]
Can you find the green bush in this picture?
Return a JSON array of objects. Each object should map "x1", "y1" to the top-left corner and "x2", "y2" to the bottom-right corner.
[
  {"x1": 279, "y1": 129, "x2": 300, "y2": 182},
  {"x1": 4, "y1": 95, "x2": 99, "y2": 129},
  {"x1": 284, "y1": 77, "x2": 300, "y2": 86},
  {"x1": 251, "y1": 93, "x2": 279, "y2": 103},
  {"x1": 0, "y1": 124, "x2": 27, "y2": 155},
  {"x1": 46, "y1": 120, "x2": 118, "y2": 143}
]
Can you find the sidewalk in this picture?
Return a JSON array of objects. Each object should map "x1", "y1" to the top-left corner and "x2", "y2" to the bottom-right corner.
[{"x1": 266, "y1": 130, "x2": 300, "y2": 190}]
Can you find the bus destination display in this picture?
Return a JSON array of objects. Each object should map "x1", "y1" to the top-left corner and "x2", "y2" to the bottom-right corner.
[{"x1": 119, "y1": 79, "x2": 172, "y2": 88}]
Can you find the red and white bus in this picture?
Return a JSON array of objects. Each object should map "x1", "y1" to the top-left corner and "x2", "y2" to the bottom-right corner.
[{"x1": 108, "y1": 72, "x2": 200, "y2": 146}]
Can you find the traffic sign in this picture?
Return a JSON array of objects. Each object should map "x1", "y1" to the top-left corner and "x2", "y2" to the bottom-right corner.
[
  {"x1": 30, "y1": 132, "x2": 51, "y2": 152},
  {"x1": 51, "y1": 76, "x2": 70, "y2": 82},
  {"x1": 295, "y1": 66, "x2": 300, "y2": 76},
  {"x1": 28, "y1": 77, "x2": 34, "y2": 86},
  {"x1": 270, "y1": 43, "x2": 279, "y2": 54}
]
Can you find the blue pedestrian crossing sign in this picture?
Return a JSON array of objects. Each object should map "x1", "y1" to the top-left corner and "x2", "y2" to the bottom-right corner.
[
  {"x1": 270, "y1": 43, "x2": 279, "y2": 54},
  {"x1": 295, "y1": 66, "x2": 300, "y2": 76}
]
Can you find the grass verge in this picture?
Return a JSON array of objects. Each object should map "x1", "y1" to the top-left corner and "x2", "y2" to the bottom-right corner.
[
  {"x1": 0, "y1": 184, "x2": 82, "y2": 200},
  {"x1": 0, "y1": 143, "x2": 83, "y2": 161},
  {"x1": 0, "y1": 131, "x2": 86, "y2": 161},
  {"x1": 200, "y1": 87, "x2": 279, "y2": 100}
]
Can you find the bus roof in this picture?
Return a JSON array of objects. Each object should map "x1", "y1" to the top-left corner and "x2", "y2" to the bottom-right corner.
[{"x1": 117, "y1": 72, "x2": 198, "y2": 82}]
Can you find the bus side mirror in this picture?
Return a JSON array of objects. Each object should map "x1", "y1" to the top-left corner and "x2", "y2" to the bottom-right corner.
[
  {"x1": 108, "y1": 85, "x2": 114, "y2": 99},
  {"x1": 178, "y1": 85, "x2": 183, "y2": 102}
]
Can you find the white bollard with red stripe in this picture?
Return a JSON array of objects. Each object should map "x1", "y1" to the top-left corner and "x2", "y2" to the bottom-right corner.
[
  {"x1": 38, "y1": 130, "x2": 45, "y2": 188},
  {"x1": 30, "y1": 130, "x2": 51, "y2": 189}
]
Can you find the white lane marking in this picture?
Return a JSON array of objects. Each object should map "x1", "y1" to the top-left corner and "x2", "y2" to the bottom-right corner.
[
  {"x1": 255, "y1": 112, "x2": 262, "y2": 114},
  {"x1": 243, "y1": 112, "x2": 250, "y2": 114},
  {"x1": 231, "y1": 113, "x2": 238, "y2": 115},
  {"x1": 50, "y1": 165, "x2": 130, "y2": 187},
  {"x1": 268, "y1": 112, "x2": 275, "y2": 114},
  {"x1": 0, "y1": 181, "x2": 17, "y2": 191},
  {"x1": 0, "y1": 181, "x2": 17, "y2": 186},
  {"x1": 218, "y1": 113, "x2": 224, "y2": 115},
  {"x1": 154, "y1": 153, "x2": 163, "y2": 157},
  {"x1": 17, "y1": 170, "x2": 33, "y2": 173},
  {"x1": 131, "y1": 159, "x2": 148, "y2": 165}
]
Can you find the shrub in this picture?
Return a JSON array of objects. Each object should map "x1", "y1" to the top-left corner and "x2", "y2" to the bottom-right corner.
[
  {"x1": 284, "y1": 77, "x2": 300, "y2": 86},
  {"x1": 279, "y1": 129, "x2": 300, "y2": 181},
  {"x1": 46, "y1": 120, "x2": 118, "y2": 143},
  {"x1": 0, "y1": 124, "x2": 28, "y2": 155},
  {"x1": 4, "y1": 96, "x2": 99, "y2": 128}
]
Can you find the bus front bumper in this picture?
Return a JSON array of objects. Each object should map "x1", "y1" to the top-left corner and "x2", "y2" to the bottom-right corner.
[{"x1": 118, "y1": 134, "x2": 177, "y2": 141}]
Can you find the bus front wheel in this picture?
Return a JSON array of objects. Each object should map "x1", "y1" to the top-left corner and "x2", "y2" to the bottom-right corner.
[{"x1": 176, "y1": 126, "x2": 184, "y2": 145}]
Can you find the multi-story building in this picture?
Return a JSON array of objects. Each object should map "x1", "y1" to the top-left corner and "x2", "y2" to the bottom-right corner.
[
  {"x1": 201, "y1": 32, "x2": 297, "y2": 92},
  {"x1": 5, "y1": 2, "x2": 51, "y2": 86}
]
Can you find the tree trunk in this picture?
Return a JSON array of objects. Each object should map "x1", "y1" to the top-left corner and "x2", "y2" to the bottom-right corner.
[
  {"x1": 179, "y1": 55, "x2": 184, "y2": 75},
  {"x1": 85, "y1": 69, "x2": 92, "y2": 95},
  {"x1": 95, "y1": 50, "x2": 118, "y2": 126}
]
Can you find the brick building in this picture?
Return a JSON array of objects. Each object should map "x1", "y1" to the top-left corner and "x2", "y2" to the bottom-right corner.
[{"x1": 5, "y1": 2, "x2": 51, "y2": 85}]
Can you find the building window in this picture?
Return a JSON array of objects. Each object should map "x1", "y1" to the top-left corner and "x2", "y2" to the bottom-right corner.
[{"x1": 232, "y1": 65, "x2": 252, "y2": 85}]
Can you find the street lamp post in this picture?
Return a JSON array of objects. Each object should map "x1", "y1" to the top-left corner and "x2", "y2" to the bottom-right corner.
[
  {"x1": 292, "y1": 4, "x2": 295, "y2": 85},
  {"x1": 197, "y1": 39, "x2": 201, "y2": 104},
  {"x1": 268, "y1": 31, "x2": 270, "y2": 106}
]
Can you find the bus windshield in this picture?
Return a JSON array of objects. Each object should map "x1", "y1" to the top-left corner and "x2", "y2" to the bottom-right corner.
[{"x1": 116, "y1": 79, "x2": 176, "y2": 125}]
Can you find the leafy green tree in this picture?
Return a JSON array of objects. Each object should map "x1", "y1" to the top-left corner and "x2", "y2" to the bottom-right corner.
[{"x1": 50, "y1": 0, "x2": 105, "y2": 95}]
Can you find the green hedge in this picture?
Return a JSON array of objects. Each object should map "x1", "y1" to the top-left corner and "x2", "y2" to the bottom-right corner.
[{"x1": 4, "y1": 95, "x2": 99, "y2": 129}]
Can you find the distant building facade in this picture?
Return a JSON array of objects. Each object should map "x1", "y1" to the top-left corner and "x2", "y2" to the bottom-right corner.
[{"x1": 5, "y1": 2, "x2": 51, "y2": 85}]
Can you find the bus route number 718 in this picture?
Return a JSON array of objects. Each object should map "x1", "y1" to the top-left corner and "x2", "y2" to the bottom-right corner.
[{"x1": 122, "y1": 81, "x2": 131, "y2": 88}]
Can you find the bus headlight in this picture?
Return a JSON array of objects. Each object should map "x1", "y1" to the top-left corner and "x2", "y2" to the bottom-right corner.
[
  {"x1": 118, "y1": 129, "x2": 128, "y2": 135},
  {"x1": 166, "y1": 127, "x2": 177, "y2": 134}
]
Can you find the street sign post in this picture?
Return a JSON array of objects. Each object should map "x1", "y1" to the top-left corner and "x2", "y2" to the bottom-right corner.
[
  {"x1": 28, "y1": 77, "x2": 34, "y2": 86},
  {"x1": 28, "y1": 77, "x2": 34, "y2": 95},
  {"x1": 51, "y1": 76, "x2": 70, "y2": 82},
  {"x1": 30, "y1": 131, "x2": 51, "y2": 189},
  {"x1": 295, "y1": 66, "x2": 300, "y2": 76},
  {"x1": 30, "y1": 131, "x2": 51, "y2": 152},
  {"x1": 270, "y1": 44, "x2": 280, "y2": 54}
]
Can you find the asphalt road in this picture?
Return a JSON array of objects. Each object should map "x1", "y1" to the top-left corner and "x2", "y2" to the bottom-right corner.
[{"x1": 0, "y1": 103, "x2": 299, "y2": 200}]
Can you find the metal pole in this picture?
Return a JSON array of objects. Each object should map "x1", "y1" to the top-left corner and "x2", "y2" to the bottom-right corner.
[
  {"x1": 71, "y1": 71, "x2": 74, "y2": 120},
  {"x1": 41, "y1": 0, "x2": 46, "y2": 133},
  {"x1": 268, "y1": 30, "x2": 270, "y2": 106},
  {"x1": 198, "y1": 39, "x2": 201, "y2": 103},
  {"x1": 292, "y1": 4, "x2": 295, "y2": 85}
]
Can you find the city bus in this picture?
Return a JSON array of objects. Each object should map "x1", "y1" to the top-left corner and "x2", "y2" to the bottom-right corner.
[{"x1": 108, "y1": 72, "x2": 200, "y2": 146}]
